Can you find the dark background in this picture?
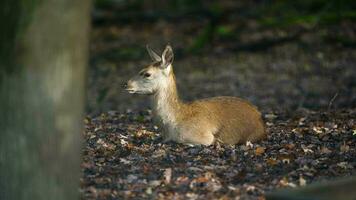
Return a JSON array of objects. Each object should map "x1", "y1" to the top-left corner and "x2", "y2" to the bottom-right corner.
[{"x1": 88, "y1": 0, "x2": 356, "y2": 115}]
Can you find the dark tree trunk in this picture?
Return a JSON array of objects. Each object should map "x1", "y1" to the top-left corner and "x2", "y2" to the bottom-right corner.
[{"x1": 0, "y1": 0, "x2": 91, "y2": 199}]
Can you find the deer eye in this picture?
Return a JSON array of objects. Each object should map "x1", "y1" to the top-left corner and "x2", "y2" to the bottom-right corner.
[{"x1": 143, "y1": 72, "x2": 151, "y2": 78}]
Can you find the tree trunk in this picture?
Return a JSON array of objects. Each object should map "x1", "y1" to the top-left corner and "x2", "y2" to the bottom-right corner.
[{"x1": 0, "y1": 0, "x2": 91, "y2": 199}]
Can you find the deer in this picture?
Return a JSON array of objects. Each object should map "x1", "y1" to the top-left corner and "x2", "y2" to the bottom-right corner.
[{"x1": 125, "y1": 45, "x2": 266, "y2": 145}]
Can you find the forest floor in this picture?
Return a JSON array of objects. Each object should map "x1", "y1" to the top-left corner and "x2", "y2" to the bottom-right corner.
[
  {"x1": 81, "y1": 109, "x2": 355, "y2": 199},
  {"x1": 82, "y1": 1, "x2": 356, "y2": 199}
]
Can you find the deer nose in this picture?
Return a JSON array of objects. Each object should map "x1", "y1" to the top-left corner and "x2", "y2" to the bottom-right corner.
[{"x1": 122, "y1": 82, "x2": 128, "y2": 89}]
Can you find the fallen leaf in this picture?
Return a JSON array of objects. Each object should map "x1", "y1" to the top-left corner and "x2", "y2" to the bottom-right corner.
[
  {"x1": 320, "y1": 146, "x2": 332, "y2": 154},
  {"x1": 312, "y1": 126, "x2": 323, "y2": 134},
  {"x1": 120, "y1": 158, "x2": 131, "y2": 164},
  {"x1": 186, "y1": 192, "x2": 198, "y2": 199},
  {"x1": 301, "y1": 144, "x2": 314, "y2": 154},
  {"x1": 188, "y1": 167, "x2": 203, "y2": 172},
  {"x1": 279, "y1": 177, "x2": 296, "y2": 187},
  {"x1": 148, "y1": 180, "x2": 161, "y2": 187},
  {"x1": 340, "y1": 143, "x2": 350, "y2": 152},
  {"x1": 298, "y1": 117, "x2": 306, "y2": 125},
  {"x1": 279, "y1": 153, "x2": 295, "y2": 161},
  {"x1": 265, "y1": 113, "x2": 277, "y2": 120},
  {"x1": 127, "y1": 174, "x2": 138, "y2": 183},
  {"x1": 163, "y1": 168, "x2": 172, "y2": 184},
  {"x1": 284, "y1": 143, "x2": 295, "y2": 150},
  {"x1": 145, "y1": 187, "x2": 152, "y2": 194},
  {"x1": 255, "y1": 147, "x2": 266, "y2": 156},
  {"x1": 299, "y1": 176, "x2": 307, "y2": 186},
  {"x1": 337, "y1": 162, "x2": 350, "y2": 169},
  {"x1": 246, "y1": 141, "x2": 254, "y2": 148},
  {"x1": 266, "y1": 122, "x2": 274, "y2": 126},
  {"x1": 266, "y1": 158, "x2": 278, "y2": 166},
  {"x1": 246, "y1": 185, "x2": 256, "y2": 192},
  {"x1": 194, "y1": 176, "x2": 209, "y2": 183},
  {"x1": 175, "y1": 176, "x2": 190, "y2": 185}
]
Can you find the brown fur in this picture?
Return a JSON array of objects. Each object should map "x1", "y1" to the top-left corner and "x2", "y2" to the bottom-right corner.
[
  {"x1": 152, "y1": 74, "x2": 265, "y2": 145},
  {"x1": 126, "y1": 45, "x2": 266, "y2": 145}
]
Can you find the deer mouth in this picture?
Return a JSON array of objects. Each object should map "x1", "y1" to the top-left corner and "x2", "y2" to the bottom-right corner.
[
  {"x1": 124, "y1": 83, "x2": 137, "y2": 93},
  {"x1": 126, "y1": 88, "x2": 153, "y2": 95},
  {"x1": 126, "y1": 88, "x2": 147, "y2": 94},
  {"x1": 125, "y1": 88, "x2": 136, "y2": 94}
]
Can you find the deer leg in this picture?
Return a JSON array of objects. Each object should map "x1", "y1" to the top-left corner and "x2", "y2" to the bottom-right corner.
[{"x1": 180, "y1": 128, "x2": 215, "y2": 146}]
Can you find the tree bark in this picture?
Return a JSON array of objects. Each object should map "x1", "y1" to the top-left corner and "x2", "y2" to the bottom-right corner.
[{"x1": 0, "y1": 0, "x2": 91, "y2": 199}]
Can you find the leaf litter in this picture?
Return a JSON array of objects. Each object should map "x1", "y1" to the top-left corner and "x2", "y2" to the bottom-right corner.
[{"x1": 81, "y1": 109, "x2": 355, "y2": 199}]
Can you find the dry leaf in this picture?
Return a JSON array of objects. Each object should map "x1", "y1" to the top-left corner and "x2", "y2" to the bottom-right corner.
[
  {"x1": 337, "y1": 162, "x2": 349, "y2": 169},
  {"x1": 299, "y1": 176, "x2": 307, "y2": 186},
  {"x1": 266, "y1": 122, "x2": 274, "y2": 126},
  {"x1": 127, "y1": 174, "x2": 137, "y2": 183},
  {"x1": 279, "y1": 177, "x2": 296, "y2": 187},
  {"x1": 148, "y1": 180, "x2": 161, "y2": 187},
  {"x1": 246, "y1": 185, "x2": 256, "y2": 192},
  {"x1": 175, "y1": 176, "x2": 190, "y2": 185},
  {"x1": 312, "y1": 126, "x2": 323, "y2": 134},
  {"x1": 120, "y1": 158, "x2": 131, "y2": 164},
  {"x1": 284, "y1": 143, "x2": 295, "y2": 150},
  {"x1": 255, "y1": 147, "x2": 266, "y2": 156},
  {"x1": 266, "y1": 158, "x2": 278, "y2": 165},
  {"x1": 340, "y1": 143, "x2": 350, "y2": 152},
  {"x1": 265, "y1": 113, "x2": 277, "y2": 120},
  {"x1": 301, "y1": 144, "x2": 314, "y2": 153},
  {"x1": 320, "y1": 146, "x2": 332, "y2": 154},
  {"x1": 145, "y1": 187, "x2": 152, "y2": 194},
  {"x1": 194, "y1": 177, "x2": 209, "y2": 183},
  {"x1": 164, "y1": 168, "x2": 172, "y2": 184},
  {"x1": 246, "y1": 141, "x2": 254, "y2": 148}
]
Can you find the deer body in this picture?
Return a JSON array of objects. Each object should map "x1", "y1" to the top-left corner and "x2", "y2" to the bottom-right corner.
[{"x1": 126, "y1": 45, "x2": 265, "y2": 145}]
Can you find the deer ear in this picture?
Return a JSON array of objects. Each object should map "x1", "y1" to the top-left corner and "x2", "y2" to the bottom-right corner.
[
  {"x1": 146, "y1": 45, "x2": 161, "y2": 62},
  {"x1": 161, "y1": 45, "x2": 174, "y2": 68}
]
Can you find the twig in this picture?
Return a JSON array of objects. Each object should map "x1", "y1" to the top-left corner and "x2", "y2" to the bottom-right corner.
[{"x1": 328, "y1": 92, "x2": 339, "y2": 110}]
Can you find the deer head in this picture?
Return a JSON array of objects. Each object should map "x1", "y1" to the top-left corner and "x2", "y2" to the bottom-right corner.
[{"x1": 125, "y1": 45, "x2": 174, "y2": 95}]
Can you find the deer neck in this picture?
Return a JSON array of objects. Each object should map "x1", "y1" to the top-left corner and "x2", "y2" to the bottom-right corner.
[{"x1": 152, "y1": 72, "x2": 182, "y2": 126}]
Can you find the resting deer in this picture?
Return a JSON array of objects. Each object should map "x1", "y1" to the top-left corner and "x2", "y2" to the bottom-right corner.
[{"x1": 125, "y1": 45, "x2": 265, "y2": 145}]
